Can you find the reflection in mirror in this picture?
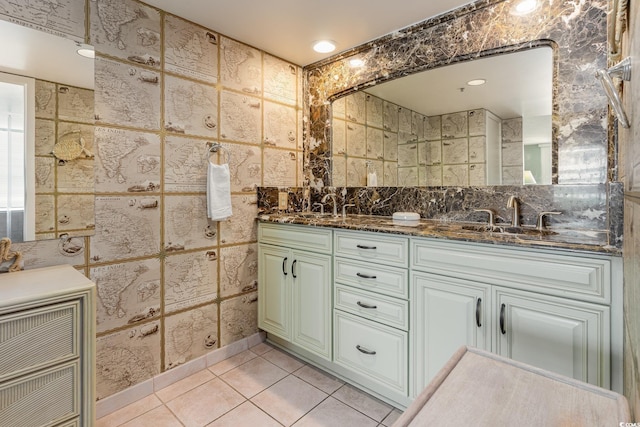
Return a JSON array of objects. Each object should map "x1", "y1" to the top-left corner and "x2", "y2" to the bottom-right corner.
[
  {"x1": 0, "y1": 19, "x2": 94, "y2": 242},
  {"x1": 331, "y1": 46, "x2": 553, "y2": 187}
]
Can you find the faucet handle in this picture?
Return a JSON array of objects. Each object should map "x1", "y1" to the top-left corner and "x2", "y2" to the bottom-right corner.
[
  {"x1": 342, "y1": 204, "x2": 356, "y2": 218},
  {"x1": 312, "y1": 202, "x2": 324, "y2": 215},
  {"x1": 536, "y1": 211, "x2": 561, "y2": 231},
  {"x1": 474, "y1": 209, "x2": 496, "y2": 227}
]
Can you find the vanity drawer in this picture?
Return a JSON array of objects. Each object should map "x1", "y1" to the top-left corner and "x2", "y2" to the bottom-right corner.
[
  {"x1": 411, "y1": 238, "x2": 611, "y2": 304},
  {"x1": 334, "y1": 230, "x2": 409, "y2": 268},
  {"x1": 258, "y1": 222, "x2": 332, "y2": 254},
  {"x1": 334, "y1": 310, "x2": 408, "y2": 394},
  {"x1": 335, "y1": 257, "x2": 408, "y2": 298},
  {"x1": 0, "y1": 300, "x2": 79, "y2": 382},
  {"x1": 0, "y1": 359, "x2": 80, "y2": 427},
  {"x1": 335, "y1": 284, "x2": 408, "y2": 330}
]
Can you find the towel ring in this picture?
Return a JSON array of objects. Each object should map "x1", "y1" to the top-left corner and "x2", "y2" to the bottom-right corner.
[
  {"x1": 206, "y1": 142, "x2": 231, "y2": 164},
  {"x1": 596, "y1": 56, "x2": 632, "y2": 129}
]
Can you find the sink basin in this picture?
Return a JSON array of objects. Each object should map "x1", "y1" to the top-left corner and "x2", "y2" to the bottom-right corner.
[{"x1": 459, "y1": 224, "x2": 557, "y2": 236}]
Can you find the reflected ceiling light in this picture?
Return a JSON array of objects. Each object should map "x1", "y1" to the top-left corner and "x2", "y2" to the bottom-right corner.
[
  {"x1": 76, "y1": 42, "x2": 95, "y2": 59},
  {"x1": 349, "y1": 58, "x2": 365, "y2": 67},
  {"x1": 313, "y1": 40, "x2": 336, "y2": 53},
  {"x1": 467, "y1": 78, "x2": 486, "y2": 86},
  {"x1": 514, "y1": 0, "x2": 538, "y2": 14}
]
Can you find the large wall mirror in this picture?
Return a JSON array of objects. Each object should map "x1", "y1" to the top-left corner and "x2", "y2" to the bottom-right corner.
[
  {"x1": 0, "y1": 19, "x2": 95, "y2": 243},
  {"x1": 304, "y1": 0, "x2": 609, "y2": 188}
]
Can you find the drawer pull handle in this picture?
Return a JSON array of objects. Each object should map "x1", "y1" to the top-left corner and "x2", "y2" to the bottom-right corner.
[
  {"x1": 356, "y1": 301, "x2": 378, "y2": 309},
  {"x1": 500, "y1": 303, "x2": 506, "y2": 335},
  {"x1": 291, "y1": 259, "x2": 297, "y2": 278},
  {"x1": 356, "y1": 272, "x2": 377, "y2": 279},
  {"x1": 476, "y1": 298, "x2": 482, "y2": 328},
  {"x1": 356, "y1": 345, "x2": 377, "y2": 355},
  {"x1": 282, "y1": 257, "x2": 288, "y2": 276},
  {"x1": 356, "y1": 244, "x2": 377, "y2": 250}
]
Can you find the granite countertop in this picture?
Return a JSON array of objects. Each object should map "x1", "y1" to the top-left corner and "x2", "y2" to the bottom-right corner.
[{"x1": 257, "y1": 213, "x2": 620, "y2": 255}]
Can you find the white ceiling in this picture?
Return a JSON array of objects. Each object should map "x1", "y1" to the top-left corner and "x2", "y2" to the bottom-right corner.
[{"x1": 143, "y1": 0, "x2": 475, "y2": 66}]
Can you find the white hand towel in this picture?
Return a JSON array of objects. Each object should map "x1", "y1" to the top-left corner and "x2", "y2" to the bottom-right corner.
[{"x1": 207, "y1": 162, "x2": 233, "y2": 221}]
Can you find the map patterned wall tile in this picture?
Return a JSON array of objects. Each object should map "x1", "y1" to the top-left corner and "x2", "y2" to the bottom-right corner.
[
  {"x1": 95, "y1": 127, "x2": 160, "y2": 193},
  {"x1": 383, "y1": 101, "x2": 399, "y2": 132},
  {"x1": 219, "y1": 244, "x2": 257, "y2": 298},
  {"x1": 35, "y1": 157, "x2": 55, "y2": 192},
  {"x1": 219, "y1": 194, "x2": 258, "y2": 245},
  {"x1": 502, "y1": 117, "x2": 523, "y2": 143},
  {"x1": 398, "y1": 130, "x2": 417, "y2": 145},
  {"x1": 469, "y1": 163, "x2": 486, "y2": 186},
  {"x1": 468, "y1": 109, "x2": 486, "y2": 136},
  {"x1": 58, "y1": 86, "x2": 94, "y2": 123},
  {"x1": 35, "y1": 195, "x2": 55, "y2": 234},
  {"x1": 220, "y1": 36, "x2": 262, "y2": 95},
  {"x1": 443, "y1": 164, "x2": 469, "y2": 186},
  {"x1": 346, "y1": 122, "x2": 366, "y2": 158},
  {"x1": 164, "y1": 250, "x2": 217, "y2": 314},
  {"x1": 12, "y1": 237, "x2": 85, "y2": 270},
  {"x1": 263, "y1": 54, "x2": 297, "y2": 105},
  {"x1": 263, "y1": 101, "x2": 297, "y2": 149},
  {"x1": 426, "y1": 165, "x2": 443, "y2": 186},
  {"x1": 418, "y1": 166, "x2": 427, "y2": 186},
  {"x1": 383, "y1": 162, "x2": 398, "y2": 186},
  {"x1": 91, "y1": 258, "x2": 161, "y2": 333},
  {"x1": 0, "y1": 0, "x2": 85, "y2": 39},
  {"x1": 345, "y1": 92, "x2": 366, "y2": 124},
  {"x1": 263, "y1": 149, "x2": 296, "y2": 187},
  {"x1": 164, "y1": 75, "x2": 217, "y2": 137},
  {"x1": 35, "y1": 119, "x2": 55, "y2": 155},
  {"x1": 502, "y1": 141, "x2": 523, "y2": 166},
  {"x1": 417, "y1": 143, "x2": 426, "y2": 166},
  {"x1": 425, "y1": 116, "x2": 442, "y2": 141},
  {"x1": 164, "y1": 14, "x2": 218, "y2": 83},
  {"x1": 424, "y1": 140, "x2": 442, "y2": 165},
  {"x1": 397, "y1": 143, "x2": 418, "y2": 167},
  {"x1": 442, "y1": 112, "x2": 468, "y2": 139},
  {"x1": 220, "y1": 91, "x2": 261, "y2": 144},
  {"x1": 164, "y1": 195, "x2": 216, "y2": 251},
  {"x1": 366, "y1": 127, "x2": 384, "y2": 160},
  {"x1": 57, "y1": 158, "x2": 94, "y2": 193},
  {"x1": 164, "y1": 304, "x2": 218, "y2": 370},
  {"x1": 469, "y1": 136, "x2": 486, "y2": 163},
  {"x1": 347, "y1": 158, "x2": 367, "y2": 186},
  {"x1": 442, "y1": 138, "x2": 468, "y2": 164},
  {"x1": 58, "y1": 122, "x2": 95, "y2": 157},
  {"x1": 398, "y1": 167, "x2": 418, "y2": 186},
  {"x1": 384, "y1": 132, "x2": 398, "y2": 161},
  {"x1": 398, "y1": 107, "x2": 412, "y2": 134},
  {"x1": 368, "y1": 160, "x2": 384, "y2": 187},
  {"x1": 297, "y1": 152, "x2": 304, "y2": 187},
  {"x1": 35, "y1": 80, "x2": 55, "y2": 119},
  {"x1": 90, "y1": 196, "x2": 161, "y2": 263},
  {"x1": 164, "y1": 135, "x2": 207, "y2": 192},
  {"x1": 413, "y1": 112, "x2": 426, "y2": 140},
  {"x1": 225, "y1": 143, "x2": 261, "y2": 193},
  {"x1": 96, "y1": 321, "x2": 161, "y2": 399},
  {"x1": 366, "y1": 95, "x2": 383, "y2": 128},
  {"x1": 90, "y1": 0, "x2": 161, "y2": 67},
  {"x1": 332, "y1": 120, "x2": 346, "y2": 155},
  {"x1": 219, "y1": 291, "x2": 258, "y2": 347},
  {"x1": 95, "y1": 58, "x2": 160, "y2": 130},
  {"x1": 332, "y1": 156, "x2": 347, "y2": 187},
  {"x1": 57, "y1": 194, "x2": 95, "y2": 231},
  {"x1": 502, "y1": 166, "x2": 523, "y2": 185},
  {"x1": 332, "y1": 97, "x2": 345, "y2": 118}
]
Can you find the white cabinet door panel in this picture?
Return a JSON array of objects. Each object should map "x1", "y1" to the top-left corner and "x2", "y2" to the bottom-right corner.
[{"x1": 258, "y1": 244, "x2": 291, "y2": 340}]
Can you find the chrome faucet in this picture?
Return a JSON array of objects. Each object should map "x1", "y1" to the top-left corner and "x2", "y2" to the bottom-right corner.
[
  {"x1": 342, "y1": 204, "x2": 356, "y2": 218},
  {"x1": 506, "y1": 196, "x2": 520, "y2": 227},
  {"x1": 321, "y1": 193, "x2": 338, "y2": 217}
]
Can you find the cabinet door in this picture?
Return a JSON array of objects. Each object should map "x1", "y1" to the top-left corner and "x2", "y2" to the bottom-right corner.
[
  {"x1": 258, "y1": 244, "x2": 292, "y2": 340},
  {"x1": 411, "y1": 272, "x2": 491, "y2": 397},
  {"x1": 291, "y1": 250, "x2": 332, "y2": 359},
  {"x1": 494, "y1": 288, "x2": 610, "y2": 388}
]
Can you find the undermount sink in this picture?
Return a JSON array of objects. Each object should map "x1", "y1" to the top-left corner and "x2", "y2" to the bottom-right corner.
[{"x1": 459, "y1": 224, "x2": 557, "y2": 236}]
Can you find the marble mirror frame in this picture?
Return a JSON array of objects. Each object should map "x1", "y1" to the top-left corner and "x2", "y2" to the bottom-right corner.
[{"x1": 303, "y1": 0, "x2": 610, "y2": 188}]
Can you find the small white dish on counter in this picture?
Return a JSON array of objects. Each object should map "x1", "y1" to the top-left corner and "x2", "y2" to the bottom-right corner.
[{"x1": 392, "y1": 212, "x2": 420, "y2": 226}]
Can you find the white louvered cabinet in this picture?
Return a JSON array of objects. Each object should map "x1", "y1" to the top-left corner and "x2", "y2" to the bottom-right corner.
[{"x1": 0, "y1": 265, "x2": 95, "y2": 427}]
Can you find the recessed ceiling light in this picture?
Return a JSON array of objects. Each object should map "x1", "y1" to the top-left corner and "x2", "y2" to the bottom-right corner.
[
  {"x1": 467, "y1": 79, "x2": 486, "y2": 86},
  {"x1": 349, "y1": 58, "x2": 365, "y2": 67},
  {"x1": 76, "y1": 43, "x2": 95, "y2": 59},
  {"x1": 514, "y1": 0, "x2": 538, "y2": 14},
  {"x1": 313, "y1": 40, "x2": 336, "y2": 53}
]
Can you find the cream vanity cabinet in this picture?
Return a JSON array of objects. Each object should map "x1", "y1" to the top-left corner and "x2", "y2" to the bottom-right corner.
[
  {"x1": 0, "y1": 265, "x2": 96, "y2": 427},
  {"x1": 258, "y1": 222, "x2": 333, "y2": 360},
  {"x1": 410, "y1": 237, "x2": 620, "y2": 398}
]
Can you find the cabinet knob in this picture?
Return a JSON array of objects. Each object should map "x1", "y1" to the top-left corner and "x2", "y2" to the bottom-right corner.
[{"x1": 356, "y1": 344, "x2": 377, "y2": 355}]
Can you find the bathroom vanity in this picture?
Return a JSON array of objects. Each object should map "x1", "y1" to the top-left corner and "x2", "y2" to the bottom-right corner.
[
  {"x1": 257, "y1": 216, "x2": 622, "y2": 409},
  {"x1": 0, "y1": 265, "x2": 96, "y2": 426}
]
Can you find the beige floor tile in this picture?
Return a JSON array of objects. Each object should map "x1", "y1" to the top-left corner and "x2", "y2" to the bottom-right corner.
[
  {"x1": 96, "y1": 395, "x2": 163, "y2": 427},
  {"x1": 294, "y1": 365, "x2": 344, "y2": 394},
  {"x1": 261, "y1": 348, "x2": 305, "y2": 372},
  {"x1": 207, "y1": 401, "x2": 282, "y2": 427},
  {"x1": 156, "y1": 369, "x2": 215, "y2": 403},
  {"x1": 121, "y1": 405, "x2": 183, "y2": 427},
  {"x1": 332, "y1": 384, "x2": 393, "y2": 422},
  {"x1": 382, "y1": 408, "x2": 403, "y2": 426},
  {"x1": 252, "y1": 375, "x2": 328, "y2": 426},
  {"x1": 166, "y1": 378, "x2": 245, "y2": 427},
  {"x1": 220, "y1": 357, "x2": 288, "y2": 398},
  {"x1": 209, "y1": 349, "x2": 258, "y2": 376},
  {"x1": 249, "y1": 342, "x2": 274, "y2": 355},
  {"x1": 293, "y1": 397, "x2": 378, "y2": 427}
]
